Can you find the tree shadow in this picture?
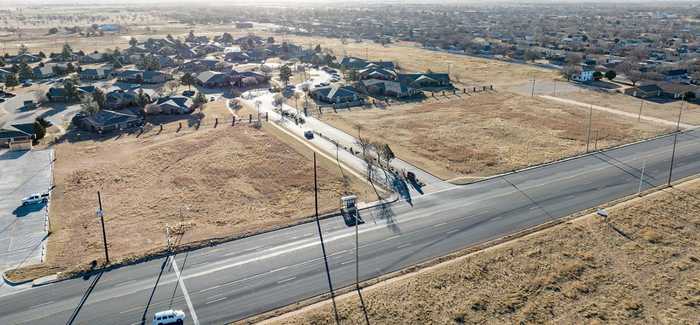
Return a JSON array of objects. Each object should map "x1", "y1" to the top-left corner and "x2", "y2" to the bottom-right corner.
[{"x1": 0, "y1": 150, "x2": 28, "y2": 161}]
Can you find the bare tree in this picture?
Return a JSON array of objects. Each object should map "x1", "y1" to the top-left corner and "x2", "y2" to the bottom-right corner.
[{"x1": 628, "y1": 70, "x2": 644, "y2": 86}]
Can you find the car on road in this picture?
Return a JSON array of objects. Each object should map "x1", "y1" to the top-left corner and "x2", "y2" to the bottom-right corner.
[
  {"x1": 319, "y1": 82, "x2": 330, "y2": 87},
  {"x1": 304, "y1": 130, "x2": 314, "y2": 139},
  {"x1": 0, "y1": 98, "x2": 5, "y2": 104},
  {"x1": 182, "y1": 90, "x2": 195, "y2": 97},
  {"x1": 21, "y1": 81, "x2": 32, "y2": 87},
  {"x1": 152, "y1": 309, "x2": 186, "y2": 325},
  {"x1": 21, "y1": 192, "x2": 49, "y2": 206}
]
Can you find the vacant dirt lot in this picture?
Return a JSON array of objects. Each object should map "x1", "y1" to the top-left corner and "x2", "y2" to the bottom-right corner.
[
  {"x1": 280, "y1": 35, "x2": 557, "y2": 88},
  {"x1": 271, "y1": 178, "x2": 700, "y2": 325},
  {"x1": 44, "y1": 122, "x2": 371, "y2": 271},
  {"x1": 319, "y1": 91, "x2": 670, "y2": 180}
]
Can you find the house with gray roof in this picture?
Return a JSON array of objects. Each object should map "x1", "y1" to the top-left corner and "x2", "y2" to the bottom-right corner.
[
  {"x1": 197, "y1": 70, "x2": 230, "y2": 88},
  {"x1": 80, "y1": 67, "x2": 112, "y2": 80},
  {"x1": 0, "y1": 123, "x2": 35, "y2": 147},
  {"x1": 358, "y1": 79, "x2": 422, "y2": 98},
  {"x1": 73, "y1": 110, "x2": 143, "y2": 133},
  {"x1": 32, "y1": 65, "x2": 56, "y2": 79},
  {"x1": 145, "y1": 96, "x2": 195, "y2": 115},
  {"x1": 311, "y1": 85, "x2": 363, "y2": 105},
  {"x1": 397, "y1": 73, "x2": 452, "y2": 90}
]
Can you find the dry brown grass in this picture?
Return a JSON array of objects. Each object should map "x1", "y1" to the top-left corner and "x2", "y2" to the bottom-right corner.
[
  {"x1": 271, "y1": 178, "x2": 700, "y2": 325},
  {"x1": 552, "y1": 89, "x2": 700, "y2": 125},
  {"x1": 43, "y1": 121, "x2": 371, "y2": 272},
  {"x1": 319, "y1": 91, "x2": 670, "y2": 180}
]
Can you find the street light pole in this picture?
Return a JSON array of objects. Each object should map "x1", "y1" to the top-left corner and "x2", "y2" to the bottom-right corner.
[
  {"x1": 586, "y1": 104, "x2": 593, "y2": 152},
  {"x1": 667, "y1": 96, "x2": 685, "y2": 187},
  {"x1": 96, "y1": 191, "x2": 109, "y2": 264},
  {"x1": 313, "y1": 153, "x2": 340, "y2": 325}
]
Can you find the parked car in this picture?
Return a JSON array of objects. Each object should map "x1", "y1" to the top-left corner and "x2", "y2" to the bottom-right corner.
[
  {"x1": 21, "y1": 192, "x2": 49, "y2": 206},
  {"x1": 0, "y1": 98, "x2": 5, "y2": 103},
  {"x1": 152, "y1": 310, "x2": 186, "y2": 325},
  {"x1": 182, "y1": 90, "x2": 195, "y2": 97},
  {"x1": 304, "y1": 130, "x2": 314, "y2": 139}
]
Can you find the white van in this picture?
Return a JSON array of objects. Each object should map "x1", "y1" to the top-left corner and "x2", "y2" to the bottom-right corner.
[{"x1": 152, "y1": 309, "x2": 186, "y2": 325}]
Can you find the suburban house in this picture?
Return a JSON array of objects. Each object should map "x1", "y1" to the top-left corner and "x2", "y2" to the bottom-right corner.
[
  {"x1": 197, "y1": 70, "x2": 230, "y2": 88},
  {"x1": 115, "y1": 69, "x2": 170, "y2": 84},
  {"x1": 663, "y1": 69, "x2": 688, "y2": 82},
  {"x1": 340, "y1": 57, "x2": 396, "y2": 71},
  {"x1": 624, "y1": 84, "x2": 664, "y2": 98},
  {"x1": 358, "y1": 79, "x2": 422, "y2": 98},
  {"x1": 80, "y1": 67, "x2": 112, "y2": 80},
  {"x1": 105, "y1": 87, "x2": 156, "y2": 109},
  {"x1": 143, "y1": 70, "x2": 171, "y2": 84},
  {"x1": 0, "y1": 69, "x2": 14, "y2": 82},
  {"x1": 8, "y1": 53, "x2": 41, "y2": 64},
  {"x1": 571, "y1": 68, "x2": 595, "y2": 82},
  {"x1": 311, "y1": 85, "x2": 363, "y2": 105},
  {"x1": 231, "y1": 71, "x2": 269, "y2": 87},
  {"x1": 79, "y1": 52, "x2": 108, "y2": 64},
  {"x1": 73, "y1": 110, "x2": 143, "y2": 133},
  {"x1": 397, "y1": 73, "x2": 452, "y2": 89},
  {"x1": 224, "y1": 49, "x2": 250, "y2": 63},
  {"x1": 357, "y1": 67, "x2": 397, "y2": 80},
  {"x1": 46, "y1": 85, "x2": 96, "y2": 102},
  {"x1": 659, "y1": 82, "x2": 698, "y2": 99},
  {"x1": 0, "y1": 123, "x2": 36, "y2": 148},
  {"x1": 32, "y1": 65, "x2": 55, "y2": 79},
  {"x1": 145, "y1": 96, "x2": 195, "y2": 114}
]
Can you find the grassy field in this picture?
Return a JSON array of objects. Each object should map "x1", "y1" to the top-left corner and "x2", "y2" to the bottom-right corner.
[
  {"x1": 268, "y1": 178, "x2": 700, "y2": 324},
  {"x1": 318, "y1": 91, "x2": 670, "y2": 180},
  {"x1": 40, "y1": 118, "x2": 372, "y2": 274}
]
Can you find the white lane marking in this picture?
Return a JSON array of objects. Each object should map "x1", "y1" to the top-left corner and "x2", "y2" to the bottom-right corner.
[
  {"x1": 33, "y1": 301, "x2": 55, "y2": 309},
  {"x1": 268, "y1": 266, "x2": 288, "y2": 273},
  {"x1": 396, "y1": 243, "x2": 411, "y2": 249},
  {"x1": 119, "y1": 305, "x2": 143, "y2": 314},
  {"x1": 276, "y1": 276, "x2": 296, "y2": 284},
  {"x1": 341, "y1": 260, "x2": 353, "y2": 265},
  {"x1": 432, "y1": 222, "x2": 448, "y2": 228},
  {"x1": 223, "y1": 245, "x2": 262, "y2": 257},
  {"x1": 114, "y1": 279, "x2": 136, "y2": 287},
  {"x1": 171, "y1": 257, "x2": 199, "y2": 325},
  {"x1": 197, "y1": 284, "x2": 224, "y2": 294},
  {"x1": 205, "y1": 297, "x2": 227, "y2": 305},
  {"x1": 446, "y1": 229, "x2": 460, "y2": 235}
]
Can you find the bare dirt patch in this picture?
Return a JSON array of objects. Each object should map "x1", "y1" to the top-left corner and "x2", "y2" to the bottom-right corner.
[
  {"x1": 270, "y1": 178, "x2": 700, "y2": 325},
  {"x1": 319, "y1": 91, "x2": 670, "y2": 180},
  {"x1": 42, "y1": 123, "x2": 371, "y2": 273}
]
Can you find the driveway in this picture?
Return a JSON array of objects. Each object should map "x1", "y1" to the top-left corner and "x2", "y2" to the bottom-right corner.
[{"x1": 0, "y1": 149, "x2": 53, "y2": 278}]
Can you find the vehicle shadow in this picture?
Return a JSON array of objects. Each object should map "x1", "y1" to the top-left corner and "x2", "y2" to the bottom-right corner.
[{"x1": 12, "y1": 203, "x2": 46, "y2": 217}]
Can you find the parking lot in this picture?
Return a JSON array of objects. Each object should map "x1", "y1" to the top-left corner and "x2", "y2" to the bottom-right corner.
[{"x1": 0, "y1": 149, "x2": 53, "y2": 276}]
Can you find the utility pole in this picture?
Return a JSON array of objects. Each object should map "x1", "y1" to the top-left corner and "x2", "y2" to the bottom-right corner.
[
  {"x1": 530, "y1": 77, "x2": 536, "y2": 96},
  {"x1": 638, "y1": 99, "x2": 644, "y2": 122},
  {"x1": 586, "y1": 104, "x2": 593, "y2": 153},
  {"x1": 96, "y1": 191, "x2": 109, "y2": 264},
  {"x1": 553, "y1": 79, "x2": 557, "y2": 96},
  {"x1": 313, "y1": 153, "x2": 340, "y2": 325},
  {"x1": 667, "y1": 96, "x2": 685, "y2": 187}
]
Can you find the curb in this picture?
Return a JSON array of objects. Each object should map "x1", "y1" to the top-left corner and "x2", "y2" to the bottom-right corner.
[
  {"x1": 2, "y1": 271, "x2": 33, "y2": 286},
  {"x1": 32, "y1": 274, "x2": 59, "y2": 287}
]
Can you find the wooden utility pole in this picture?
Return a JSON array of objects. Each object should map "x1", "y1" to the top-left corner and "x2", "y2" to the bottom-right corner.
[{"x1": 668, "y1": 97, "x2": 685, "y2": 186}]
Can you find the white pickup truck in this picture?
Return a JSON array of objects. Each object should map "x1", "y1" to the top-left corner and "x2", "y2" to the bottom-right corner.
[{"x1": 21, "y1": 192, "x2": 49, "y2": 206}]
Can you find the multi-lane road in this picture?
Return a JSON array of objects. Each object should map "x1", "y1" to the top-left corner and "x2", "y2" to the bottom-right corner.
[{"x1": 0, "y1": 129, "x2": 698, "y2": 324}]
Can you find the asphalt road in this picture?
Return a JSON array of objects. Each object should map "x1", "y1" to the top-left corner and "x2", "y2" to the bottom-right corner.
[{"x1": 0, "y1": 129, "x2": 699, "y2": 325}]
